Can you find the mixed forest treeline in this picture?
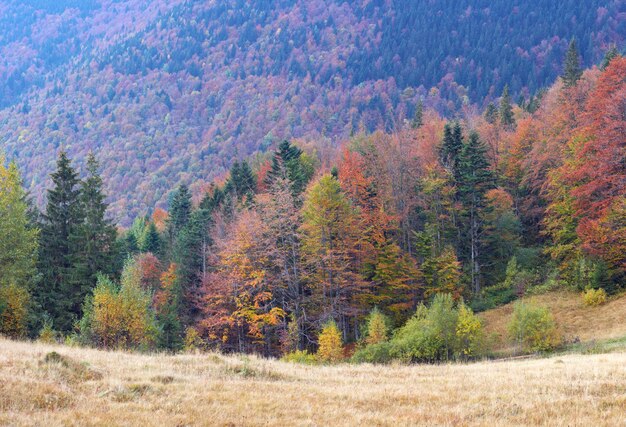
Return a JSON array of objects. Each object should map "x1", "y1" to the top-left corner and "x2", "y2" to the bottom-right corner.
[{"x1": 0, "y1": 49, "x2": 625, "y2": 360}]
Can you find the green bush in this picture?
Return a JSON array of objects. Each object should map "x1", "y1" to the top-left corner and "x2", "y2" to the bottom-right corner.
[
  {"x1": 582, "y1": 288, "x2": 607, "y2": 307},
  {"x1": 508, "y1": 301, "x2": 560, "y2": 352},
  {"x1": 389, "y1": 294, "x2": 485, "y2": 363},
  {"x1": 351, "y1": 342, "x2": 394, "y2": 364},
  {"x1": 282, "y1": 350, "x2": 318, "y2": 365}
]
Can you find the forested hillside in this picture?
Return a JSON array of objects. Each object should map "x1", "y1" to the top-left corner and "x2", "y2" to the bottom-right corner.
[
  {"x1": 0, "y1": 0, "x2": 623, "y2": 223},
  {"x1": 1, "y1": 48, "x2": 625, "y2": 363}
]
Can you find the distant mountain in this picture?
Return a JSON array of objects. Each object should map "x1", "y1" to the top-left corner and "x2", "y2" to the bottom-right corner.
[{"x1": 0, "y1": 0, "x2": 623, "y2": 224}]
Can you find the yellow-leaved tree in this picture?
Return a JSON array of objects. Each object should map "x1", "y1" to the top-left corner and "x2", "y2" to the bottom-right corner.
[{"x1": 316, "y1": 320, "x2": 344, "y2": 363}]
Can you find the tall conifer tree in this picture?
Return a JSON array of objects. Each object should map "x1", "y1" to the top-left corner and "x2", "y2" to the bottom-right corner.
[{"x1": 36, "y1": 151, "x2": 84, "y2": 332}]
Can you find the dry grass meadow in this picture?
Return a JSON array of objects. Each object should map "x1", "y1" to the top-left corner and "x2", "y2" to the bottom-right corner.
[{"x1": 1, "y1": 336, "x2": 626, "y2": 426}]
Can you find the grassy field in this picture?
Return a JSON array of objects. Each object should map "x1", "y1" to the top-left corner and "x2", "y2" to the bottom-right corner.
[{"x1": 1, "y1": 337, "x2": 626, "y2": 426}]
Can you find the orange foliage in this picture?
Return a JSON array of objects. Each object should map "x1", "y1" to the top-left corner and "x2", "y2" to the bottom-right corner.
[{"x1": 151, "y1": 208, "x2": 169, "y2": 232}]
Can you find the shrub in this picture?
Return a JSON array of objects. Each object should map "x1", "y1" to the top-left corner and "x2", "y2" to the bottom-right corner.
[
  {"x1": 0, "y1": 283, "x2": 30, "y2": 338},
  {"x1": 455, "y1": 304, "x2": 484, "y2": 358},
  {"x1": 389, "y1": 294, "x2": 486, "y2": 362},
  {"x1": 316, "y1": 320, "x2": 344, "y2": 363},
  {"x1": 38, "y1": 319, "x2": 58, "y2": 344},
  {"x1": 282, "y1": 350, "x2": 318, "y2": 365},
  {"x1": 80, "y1": 275, "x2": 158, "y2": 350},
  {"x1": 582, "y1": 288, "x2": 607, "y2": 307},
  {"x1": 508, "y1": 301, "x2": 560, "y2": 352},
  {"x1": 351, "y1": 342, "x2": 393, "y2": 364}
]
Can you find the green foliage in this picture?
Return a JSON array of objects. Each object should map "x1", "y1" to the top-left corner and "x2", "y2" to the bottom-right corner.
[
  {"x1": 0, "y1": 156, "x2": 39, "y2": 288},
  {"x1": 351, "y1": 342, "x2": 393, "y2": 364},
  {"x1": 389, "y1": 294, "x2": 485, "y2": 363},
  {"x1": 562, "y1": 39, "x2": 583, "y2": 87},
  {"x1": 582, "y1": 288, "x2": 607, "y2": 307},
  {"x1": 508, "y1": 301, "x2": 561, "y2": 353},
  {"x1": 600, "y1": 45, "x2": 620, "y2": 70},
  {"x1": 499, "y1": 84, "x2": 515, "y2": 128},
  {"x1": 265, "y1": 140, "x2": 313, "y2": 196},
  {"x1": 68, "y1": 153, "x2": 118, "y2": 326},
  {"x1": 282, "y1": 350, "x2": 318, "y2": 365},
  {"x1": 141, "y1": 222, "x2": 162, "y2": 255},
  {"x1": 411, "y1": 99, "x2": 423, "y2": 129},
  {"x1": 168, "y1": 184, "x2": 192, "y2": 238},
  {"x1": 484, "y1": 102, "x2": 498, "y2": 124},
  {"x1": 36, "y1": 151, "x2": 84, "y2": 333}
]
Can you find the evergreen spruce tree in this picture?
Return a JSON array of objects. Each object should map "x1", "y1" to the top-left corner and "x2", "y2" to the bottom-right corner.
[
  {"x1": 458, "y1": 132, "x2": 494, "y2": 293},
  {"x1": 411, "y1": 99, "x2": 424, "y2": 129},
  {"x1": 600, "y1": 45, "x2": 619, "y2": 70},
  {"x1": 36, "y1": 151, "x2": 84, "y2": 332},
  {"x1": 440, "y1": 122, "x2": 464, "y2": 182},
  {"x1": 167, "y1": 184, "x2": 192, "y2": 239},
  {"x1": 265, "y1": 140, "x2": 311, "y2": 195},
  {"x1": 68, "y1": 153, "x2": 117, "y2": 324},
  {"x1": 157, "y1": 283, "x2": 184, "y2": 351},
  {"x1": 484, "y1": 103, "x2": 498, "y2": 124},
  {"x1": 141, "y1": 222, "x2": 161, "y2": 255},
  {"x1": 562, "y1": 39, "x2": 583, "y2": 87},
  {"x1": 225, "y1": 160, "x2": 257, "y2": 200},
  {"x1": 173, "y1": 207, "x2": 213, "y2": 324},
  {"x1": 499, "y1": 85, "x2": 515, "y2": 128}
]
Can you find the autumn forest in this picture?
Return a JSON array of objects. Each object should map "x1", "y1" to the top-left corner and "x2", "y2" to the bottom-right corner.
[{"x1": 2, "y1": 37, "x2": 625, "y2": 364}]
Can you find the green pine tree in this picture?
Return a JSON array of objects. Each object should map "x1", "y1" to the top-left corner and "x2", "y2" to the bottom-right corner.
[
  {"x1": 68, "y1": 153, "x2": 118, "y2": 324},
  {"x1": 411, "y1": 100, "x2": 424, "y2": 129},
  {"x1": 440, "y1": 122, "x2": 464, "y2": 182},
  {"x1": 484, "y1": 103, "x2": 498, "y2": 124},
  {"x1": 225, "y1": 160, "x2": 257, "y2": 201},
  {"x1": 600, "y1": 45, "x2": 620, "y2": 70},
  {"x1": 173, "y1": 207, "x2": 213, "y2": 325},
  {"x1": 141, "y1": 222, "x2": 161, "y2": 255},
  {"x1": 36, "y1": 151, "x2": 84, "y2": 332},
  {"x1": 562, "y1": 39, "x2": 583, "y2": 87},
  {"x1": 499, "y1": 85, "x2": 515, "y2": 128},
  {"x1": 458, "y1": 132, "x2": 494, "y2": 293},
  {"x1": 265, "y1": 140, "x2": 312, "y2": 196},
  {"x1": 167, "y1": 184, "x2": 192, "y2": 240}
]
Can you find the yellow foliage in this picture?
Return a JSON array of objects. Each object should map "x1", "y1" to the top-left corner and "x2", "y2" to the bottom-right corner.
[
  {"x1": 88, "y1": 277, "x2": 156, "y2": 349},
  {"x1": 582, "y1": 288, "x2": 607, "y2": 307},
  {"x1": 0, "y1": 283, "x2": 30, "y2": 339},
  {"x1": 184, "y1": 327, "x2": 204, "y2": 352},
  {"x1": 456, "y1": 304, "x2": 483, "y2": 357},
  {"x1": 365, "y1": 309, "x2": 388, "y2": 345},
  {"x1": 316, "y1": 321, "x2": 344, "y2": 363}
]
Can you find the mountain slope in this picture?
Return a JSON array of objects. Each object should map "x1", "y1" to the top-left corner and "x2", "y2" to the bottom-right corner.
[{"x1": 0, "y1": 0, "x2": 624, "y2": 223}]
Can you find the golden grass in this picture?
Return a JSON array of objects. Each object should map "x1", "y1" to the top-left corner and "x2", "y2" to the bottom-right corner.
[
  {"x1": 481, "y1": 290, "x2": 626, "y2": 354},
  {"x1": 1, "y1": 337, "x2": 626, "y2": 426}
]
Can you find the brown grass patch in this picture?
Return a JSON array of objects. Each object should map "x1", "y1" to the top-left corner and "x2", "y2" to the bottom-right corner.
[{"x1": 1, "y1": 334, "x2": 626, "y2": 425}]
